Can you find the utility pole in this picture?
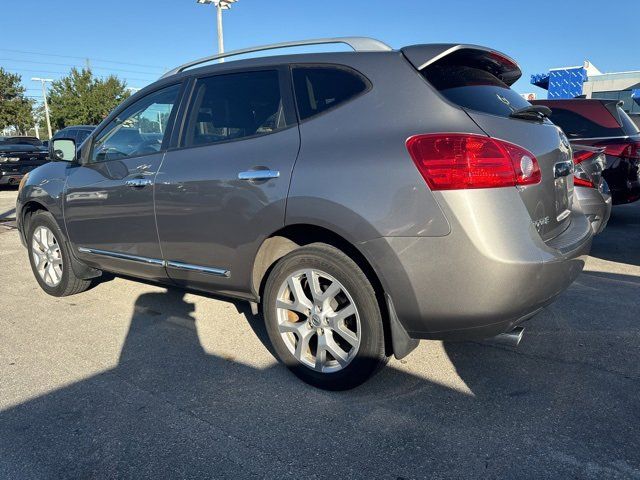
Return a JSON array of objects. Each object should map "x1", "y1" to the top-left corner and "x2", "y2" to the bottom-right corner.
[
  {"x1": 31, "y1": 77, "x2": 53, "y2": 140},
  {"x1": 196, "y1": 0, "x2": 238, "y2": 62}
]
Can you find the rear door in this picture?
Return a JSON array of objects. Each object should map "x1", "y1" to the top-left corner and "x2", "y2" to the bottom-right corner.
[
  {"x1": 155, "y1": 67, "x2": 299, "y2": 296},
  {"x1": 405, "y1": 46, "x2": 574, "y2": 240}
]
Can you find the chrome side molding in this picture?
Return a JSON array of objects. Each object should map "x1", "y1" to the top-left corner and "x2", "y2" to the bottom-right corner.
[
  {"x1": 165, "y1": 260, "x2": 230, "y2": 278},
  {"x1": 78, "y1": 247, "x2": 230, "y2": 277},
  {"x1": 77, "y1": 247, "x2": 165, "y2": 266}
]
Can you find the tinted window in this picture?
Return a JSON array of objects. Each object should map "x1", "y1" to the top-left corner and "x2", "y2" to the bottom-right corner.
[
  {"x1": 91, "y1": 84, "x2": 180, "y2": 163},
  {"x1": 76, "y1": 129, "x2": 92, "y2": 145},
  {"x1": 53, "y1": 129, "x2": 72, "y2": 140},
  {"x1": 422, "y1": 64, "x2": 530, "y2": 117},
  {"x1": 292, "y1": 66, "x2": 368, "y2": 120},
  {"x1": 184, "y1": 70, "x2": 286, "y2": 147},
  {"x1": 616, "y1": 106, "x2": 640, "y2": 136},
  {"x1": 548, "y1": 108, "x2": 625, "y2": 138}
]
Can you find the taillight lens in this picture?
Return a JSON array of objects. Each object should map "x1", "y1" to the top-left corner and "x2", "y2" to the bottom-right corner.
[
  {"x1": 406, "y1": 133, "x2": 541, "y2": 190},
  {"x1": 573, "y1": 176, "x2": 594, "y2": 188},
  {"x1": 573, "y1": 150, "x2": 595, "y2": 164},
  {"x1": 601, "y1": 141, "x2": 640, "y2": 160}
]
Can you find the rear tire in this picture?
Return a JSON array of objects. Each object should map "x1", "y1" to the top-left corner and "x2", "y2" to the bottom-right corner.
[
  {"x1": 27, "y1": 210, "x2": 91, "y2": 297},
  {"x1": 263, "y1": 243, "x2": 387, "y2": 390}
]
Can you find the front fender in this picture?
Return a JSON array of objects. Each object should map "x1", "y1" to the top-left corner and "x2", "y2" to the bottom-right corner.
[{"x1": 17, "y1": 162, "x2": 69, "y2": 243}]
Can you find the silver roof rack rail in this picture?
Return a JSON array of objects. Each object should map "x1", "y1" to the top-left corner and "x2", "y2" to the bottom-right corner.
[{"x1": 161, "y1": 37, "x2": 393, "y2": 78}]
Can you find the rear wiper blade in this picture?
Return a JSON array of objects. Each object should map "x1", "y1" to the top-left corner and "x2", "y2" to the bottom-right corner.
[{"x1": 509, "y1": 105, "x2": 552, "y2": 120}]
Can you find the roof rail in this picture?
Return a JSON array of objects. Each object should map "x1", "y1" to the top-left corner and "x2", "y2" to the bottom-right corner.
[{"x1": 161, "y1": 37, "x2": 393, "y2": 78}]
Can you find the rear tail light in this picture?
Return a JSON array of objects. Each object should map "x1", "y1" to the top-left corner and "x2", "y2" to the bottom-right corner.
[
  {"x1": 573, "y1": 150, "x2": 595, "y2": 164},
  {"x1": 572, "y1": 150, "x2": 600, "y2": 188},
  {"x1": 601, "y1": 141, "x2": 640, "y2": 160},
  {"x1": 405, "y1": 133, "x2": 541, "y2": 190},
  {"x1": 573, "y1": 176, "x2": 594, "y2": 188}
]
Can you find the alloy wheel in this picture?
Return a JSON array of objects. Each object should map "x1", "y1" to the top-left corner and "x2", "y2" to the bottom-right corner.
[
  {"x1": 31, "y1": 226, "x2": 63, "y2": 287},
  {"x1": 275, "y1": 269, "x2": 361, "y2": 373}
]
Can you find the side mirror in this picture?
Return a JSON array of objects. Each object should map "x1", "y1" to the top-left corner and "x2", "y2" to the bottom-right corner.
[{"x1": 51, "y1": 138, "x2": 76, "y2": 162}]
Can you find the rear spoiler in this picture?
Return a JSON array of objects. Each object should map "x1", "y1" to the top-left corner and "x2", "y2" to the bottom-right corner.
[{"x1": 401, "y1": 44, "x2": 522, "y2": 86}]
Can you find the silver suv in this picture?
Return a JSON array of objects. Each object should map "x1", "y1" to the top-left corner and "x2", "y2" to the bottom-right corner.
[{"x1": 16, "y1": 38, "x2": 592, "y2": 389}]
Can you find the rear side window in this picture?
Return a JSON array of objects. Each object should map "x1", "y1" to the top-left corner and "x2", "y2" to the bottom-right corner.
[
  {"x1": 183, "y1": 70, "x2": 287, "y2": 147},
  {"x1": 292, "y1": 66, "x2": 368, "y2": 120},
  {"x1": 422, "y1": 63, "x2": 530, "y2": 118}
]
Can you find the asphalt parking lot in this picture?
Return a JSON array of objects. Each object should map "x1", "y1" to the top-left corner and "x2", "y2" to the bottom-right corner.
[{"x1": 0, "y1": 186, "x2": 639, "y2": 480}]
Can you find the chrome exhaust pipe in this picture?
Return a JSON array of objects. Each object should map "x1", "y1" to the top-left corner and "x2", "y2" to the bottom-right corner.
[{"x1": 489, "y1": 326, "x2": 524, "y2": 347}]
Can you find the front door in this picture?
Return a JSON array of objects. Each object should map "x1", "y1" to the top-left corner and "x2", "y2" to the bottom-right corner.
[
  {"x1": 155, "y1": 68, "x2": 300, "y2": 297},
  {"x1": 64, "y1": 83, "x2": 182, "y2": 279}
]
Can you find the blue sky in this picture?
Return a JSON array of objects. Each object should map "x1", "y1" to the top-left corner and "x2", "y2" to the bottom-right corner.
[{"x1": 2, "y1": 0, "x2": 636, "y2": 101}]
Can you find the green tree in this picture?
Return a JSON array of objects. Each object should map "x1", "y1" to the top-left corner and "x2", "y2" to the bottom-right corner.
[
  {"x1": 48, "y1": 68, "x2": 130, "y2": 130},
  {"x1": 0, "y1": 68, "x2": 34, "y2": 134}
]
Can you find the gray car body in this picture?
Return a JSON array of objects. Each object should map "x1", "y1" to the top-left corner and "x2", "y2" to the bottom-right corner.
[{"x1": 16, "y1": 43, "x2": 593, "y2": 355}]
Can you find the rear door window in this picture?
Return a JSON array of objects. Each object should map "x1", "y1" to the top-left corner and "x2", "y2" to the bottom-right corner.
[
  {"x1": 292, "y1": 66, "x2": 369, "y2": 120},
  {"x1": 422, "y1": 63, "x2": 530, "y2": 118},
  {"x1": 183, "y1": 70, "x2": 288, "y2": 147}
]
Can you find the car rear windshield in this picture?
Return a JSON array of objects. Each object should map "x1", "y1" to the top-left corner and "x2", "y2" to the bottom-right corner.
[
  {"x1": 617, "y1": 107, "x2": 640, "y2": 136},
  {"x1": 421, "y1": 63, "x2": 531, "y2": 118},
  {"x1": 541, "y1": 103, "x2": 630, "y2": 139}
]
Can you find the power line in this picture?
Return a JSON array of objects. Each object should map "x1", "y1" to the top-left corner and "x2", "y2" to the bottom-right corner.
[
  {"x1": 0, "y1": 57, "x2": 163, "y2": 76},
  {"x1": 7, "y1": 67, "x2": 156, "y2": 84},
  {"x1": 0, "y1": 47, "x2": 167, "y2": 70}
]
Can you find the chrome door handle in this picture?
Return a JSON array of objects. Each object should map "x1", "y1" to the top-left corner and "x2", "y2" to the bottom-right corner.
[
  {"x1": 238, "y1": 170, "x2": 280, "y2": 181},
  {"x1": 125, "y1": 178, "x2": 153, "y2": 188}
]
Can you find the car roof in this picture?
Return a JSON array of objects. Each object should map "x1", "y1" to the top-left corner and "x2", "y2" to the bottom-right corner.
[{"x1": 59, "y1": 125, "x2": 96, "y2": 130}]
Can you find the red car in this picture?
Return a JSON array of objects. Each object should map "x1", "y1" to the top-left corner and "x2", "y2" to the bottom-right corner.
[{"x1": 533, "y1": 99, "x2": 640, "y2": 204}]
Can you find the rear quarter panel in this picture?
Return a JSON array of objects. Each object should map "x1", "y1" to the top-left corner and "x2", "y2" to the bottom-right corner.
[{"x1": 286, "y1": 52, "x2": 488, "y2": 242}]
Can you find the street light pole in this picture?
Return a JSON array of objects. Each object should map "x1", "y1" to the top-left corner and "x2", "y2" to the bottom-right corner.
[
  {"x1": 216, "y1": 2, "x2": 224, "y2": 59},
  {"x1": 31, "y1": 77, "x2": 53, "y2": 140},
  {"x1": 196, "y1": 0, "x2": 237, "y2": 62}
]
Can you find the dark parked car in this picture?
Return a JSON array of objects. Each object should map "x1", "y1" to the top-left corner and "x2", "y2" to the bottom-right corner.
[
  {"x1": 16, "y1": 38, "x2": 592, "y2": 389},
  {"x1": 571, "y1": 145, "x2": 611, "y2": 234},
  {"x1": 533, "y1": 99, "x2": 640, "y2": 204},
  {"x1": 0, "y1": 136, "x2": 49, "y2": 186}
]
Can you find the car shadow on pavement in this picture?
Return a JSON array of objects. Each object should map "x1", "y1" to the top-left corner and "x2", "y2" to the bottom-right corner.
[
  {"x1": 1, "y1": 281, "x2": 639, "y2": 479},
  {"x1": 590, "y1": 203, "x2": 640, "y2": 267}
]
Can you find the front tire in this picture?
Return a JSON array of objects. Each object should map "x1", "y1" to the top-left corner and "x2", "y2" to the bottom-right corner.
[
  {"x1": 27, "y1": 210, "x2": 91, "y2": 297},
  {"x1": 263, "y1": 243, "x2": 387, "y2": 390}
]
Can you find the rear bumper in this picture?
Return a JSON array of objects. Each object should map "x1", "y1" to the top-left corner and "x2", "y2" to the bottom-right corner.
[
  {"x1": 360, "y1": 188, "x2": 592, "y2": 340},
  {"x1": 573, "y1": 185, "x2": 612, "y2": 235}
]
